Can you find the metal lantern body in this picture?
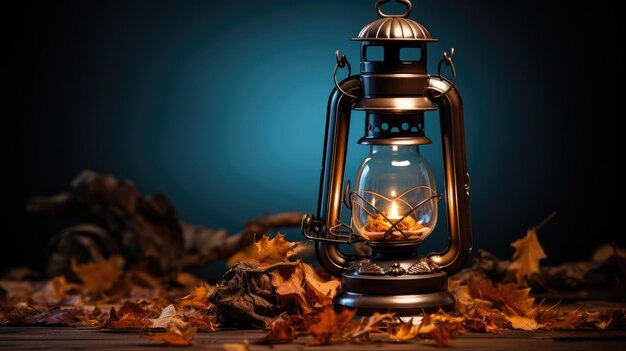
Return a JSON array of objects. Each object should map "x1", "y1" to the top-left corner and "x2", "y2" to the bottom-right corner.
[{"x1": 302, "y1": 0, "x2": 472, "y2": 315}]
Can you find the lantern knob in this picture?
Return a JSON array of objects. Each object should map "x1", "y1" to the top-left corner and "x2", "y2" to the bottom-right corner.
[
  {"x1": 354, "y1": 0, "x2": 436, "y2": 41},
  {"x1": 376, "y1": 0, "x2": 412, "y2": 18}
]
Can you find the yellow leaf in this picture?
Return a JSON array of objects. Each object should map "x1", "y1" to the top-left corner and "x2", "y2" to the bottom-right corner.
[
  {"x1": 508, "y1": 228, "x2": 547, "y2": 286},
  {"x1": 71, "y1": 256, "x2": 124, "y2": 292}
]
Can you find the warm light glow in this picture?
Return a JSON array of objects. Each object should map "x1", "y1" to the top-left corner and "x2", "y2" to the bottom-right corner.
[
  {"x1": 389, "y1": 200, "x2": 401, "y2": 219},
  {"x1": 388, "y1": 190, "x2": 402, "y2": 219},
  {"x1": 392, "y1": 160, "x2": 411, "y2": 167}
]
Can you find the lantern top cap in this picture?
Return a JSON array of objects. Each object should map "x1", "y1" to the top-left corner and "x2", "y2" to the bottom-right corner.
[{"x1": 352, "y1": 0, "x2": 437, "y2": 42}]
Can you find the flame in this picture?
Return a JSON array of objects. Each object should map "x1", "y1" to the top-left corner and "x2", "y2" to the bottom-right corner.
[
  {"x1": 388, "y1": 190, "x2": 401, "y2": 219},
  {"x1": 389, "y1": 200, "x2": 401, "y2": 219}
]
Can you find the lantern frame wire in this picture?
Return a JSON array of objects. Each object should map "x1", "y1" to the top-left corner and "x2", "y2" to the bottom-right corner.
[{"x1": 303, "y1": 184, "x2": 441, "y2": 244}]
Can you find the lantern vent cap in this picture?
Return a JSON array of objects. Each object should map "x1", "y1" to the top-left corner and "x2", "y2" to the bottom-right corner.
[{"x1": 352, "y1": 0, "x2": 438, "y2": 42}]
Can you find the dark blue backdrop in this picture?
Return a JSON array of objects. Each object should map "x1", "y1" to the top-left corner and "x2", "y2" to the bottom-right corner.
[{"x1": 6, "y1": 0, "x2": 622, "y2": 272}]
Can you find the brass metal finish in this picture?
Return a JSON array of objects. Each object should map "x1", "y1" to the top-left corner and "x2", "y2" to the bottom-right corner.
[
  {"x1": 426, "y1": 77, "x2": 472, "y2": 274},
  {"x1": 302, "y1": 0, "x2": 472, "y2": 314}
]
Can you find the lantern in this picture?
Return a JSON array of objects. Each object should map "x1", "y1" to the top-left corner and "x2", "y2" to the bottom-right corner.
[{"x1": 302, "y1": 0, "x2": 472, "y2": 315}]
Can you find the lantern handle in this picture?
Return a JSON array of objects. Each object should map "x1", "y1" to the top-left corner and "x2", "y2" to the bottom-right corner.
[
  {"x1": 430, "y1": 48, "x2": 457, "y2": 98},
  {"x1": 376, "y1": 0, "x2": 412, "y2": 18},
  {"x1": 333, "y1": 50, "x2": 359, "y2": 99}
]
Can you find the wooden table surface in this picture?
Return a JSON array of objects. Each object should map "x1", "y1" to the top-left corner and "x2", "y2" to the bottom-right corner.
[{"x1": 1, "y1": 327, "x2": 625, "y2": 351}]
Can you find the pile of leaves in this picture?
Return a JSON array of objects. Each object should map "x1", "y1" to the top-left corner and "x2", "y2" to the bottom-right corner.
[
  {"x1": 0, "y1": 256, "x2": 217, "y2": 346},
  {"x1": 1, "y1": 223, "x2": 625, "y2": 347}
]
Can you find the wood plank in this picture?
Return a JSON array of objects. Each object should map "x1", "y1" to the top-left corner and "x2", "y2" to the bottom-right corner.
[{"x1": 1, "y1": 327, "x2": 626, "y2": 351}]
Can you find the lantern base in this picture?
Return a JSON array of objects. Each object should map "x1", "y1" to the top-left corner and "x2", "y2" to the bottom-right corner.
[
  {"x1": 335, "y1": 289, "x2": 455, "y2": 315},
  {"x1": 335, "y1": 248, "x2": 455, "y2": 315}
]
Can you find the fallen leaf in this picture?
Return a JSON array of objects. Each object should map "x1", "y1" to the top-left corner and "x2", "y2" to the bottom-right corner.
[
  {"x1": 306, "y1": 305, "x2": 356, "y2": 345},
  {"x1": 71, "y1": 256, "x2": 125, "y2": 292},
  {"x1": 102, "y1": 302, "x2": 153, "y2": 329},
  {"x1": 468, "y1": 275, "x2": 535, "y2": 316},
  {"x1": 464, "y1": 305, "x2": 509, "y2": 333},
  {"x1": 388, "y1": 318, "x2": 419, "y2": 341},
  {"x1": 262, "y1": 314, "x2": 308, "y2": 344},
  {"x1": 228, "y1": 233, "x2": 296, "y2": 267},
  {"x1": 270, "y1": 263, "x2": 314, "y2": 314},
  {"x1": 184, "y1": 309, "x2": 218, "y2": 331},
  {"x1": 302, "y1": 263, "x2": 340, "y2": 306},
  {"x1": 503, "y1": 305, "x2": 538, "y2": 330},
  {"x1": 177, "y1": 282, "x2": 213, "y2": 310},
  {"x1": 223, "y1": 340, "x2": 249, "y2": 351},
  {"x1": 22, "y1": 307, "x2": 80, "y2": 326},
  {"x1": 31, "y1": 276, "x2": 77, "y2": 305},
  {"x1": 508, "y1": 228, "x2": 547, "y2": 286},
  {"x1": 148, "y1": 304, "x2": 178, "y2": 328},
  {"x1": 142, "y1": 317, "x2": 196, "y2": 346},
  {"x1": 418, "y1": 310, "x2": 464, "y2": 347},
  {"x1": 263, "y1": 315, "x2": 296, "y2": 343},
  {"x1": 0, "y1": 280, "x2": 33, "y2": 303},
  {"x1": 348, "y1": 312, "x2": 395, "y2": 342}
]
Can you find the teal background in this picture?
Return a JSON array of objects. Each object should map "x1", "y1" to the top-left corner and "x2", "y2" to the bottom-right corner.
[{"x1": 6, "y1": 0, "x2": 622, "y2": 273}]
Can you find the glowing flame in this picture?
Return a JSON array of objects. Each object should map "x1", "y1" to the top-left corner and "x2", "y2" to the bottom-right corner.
[{"x1": 388, "y1": 190, "x2": 402, "y2": 219}]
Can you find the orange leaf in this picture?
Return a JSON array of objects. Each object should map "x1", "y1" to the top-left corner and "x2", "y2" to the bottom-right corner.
[
  {"x1": 417, "y1": 310, "x2": 464, "y2": 347},
  {"x1": 467, "y1": 275, "x2": 535, "y2": 316},
  {"x1": 263, "y1": 315, "x2": 297, "y2": 343},
  {"x1": 177, "y1": 282, "x2": 213, "y2": 310},
  {"x1": 142, "y1": 317, "x2": 196, "y2": 346},
  {"x1": 302, "y1": 263, "x2": 340, "y2": 306},
  {"x1": 270, "y1": 263, "x2": 314, "y2": 314},
  {"x1": 306, "y1": 305, "x2": 356, "y2": 345},
  {"x1": 71, "y1": 256, "x2": 124, "y2": 292},
  {"x1": 185, "y1": 309, "x2": 219, "y2": 331},
  {"x1": 508, "y1": 228, "x2": 547, "y2": 286},
  {"x1": 102, "y1": 301, "x2": 152, "y2": 329},
  {"x1": 227, "y1": 233, "x2": 296, "y2": 267},
  {"x1": 388, "y1": 318, "x2": 419, "y2": 341},
  {"x1": 348, "y1": 312, "x2": 395, "y2": 341}
]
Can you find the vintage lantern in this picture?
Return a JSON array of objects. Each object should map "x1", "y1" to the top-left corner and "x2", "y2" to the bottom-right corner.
[{"x1": 302, "y1": 0, "x2": 472, "y2": 315}]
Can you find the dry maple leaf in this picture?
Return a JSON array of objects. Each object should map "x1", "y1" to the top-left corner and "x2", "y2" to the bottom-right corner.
[
  {"x1": 102, "y1": 301, "x2": 153, "y2": 329},
  {"x1": 263, "y1": 315, "x2": 297, "y2": 343},
  {"x1": 508, "y1": 228, "x2": 547, "y2": 286},
  {"x1": 22, "y1": 307, "x2": 80, "y2": 326},
  {"x1": 467, "y1": 275, "x2": 535, "y2": 316},
  {"x1": 30, "y1": 276, "x2": 78, "y2": 305},
  {"x1": 503, "y1": 305, "x2": 539, "y2": 330},
  {"x1": 347, "y1": 312, "x2": 395, "y2": 342},
  {"x1": 142, "y1": 317, "x2": 197, "y2": 346},
  {"x1": 388, "y1": 317, "x2": 419, "y2": 341},
  {"x1": 306, "y1": 305, "x2": 356, "y2": 345},
  {"x1": 0, "y1": 280, "x2": 33, "y2": 303},
  {"x1": 270, "y1": 263, "x2": 314, "y2": 314},
  {"x1": 227, "y1": 233, "x2": 296, "y2": 267},
  {"x1": 223, "y1": 340, "x2": 250, "y2": 351},
  {"x1": 177, "y1": 282, "x2": 213, "y2": 309},
  {"x1": 463, "y1": 305, "x2": 509, "y2": 333},
  {"x1": 71, "y1": 256, "x2": 125, "y2": 292},
  {"x1": 184, "y1": 309, "x2": 218, "y2": 331},
  {"x1": 302, "y1": 263, "x2": 340, "y2": 307},
  {"x1": 417, "y1": 310, "x2": 464, "y2": 347},
  {"x1": 148, "y1": 304, "x2": 178, "y2": 328}
]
